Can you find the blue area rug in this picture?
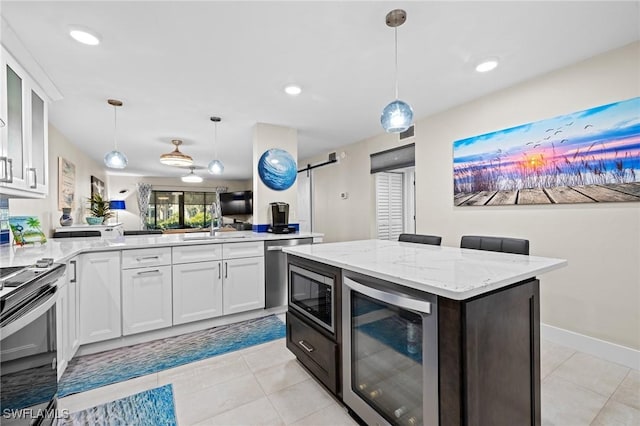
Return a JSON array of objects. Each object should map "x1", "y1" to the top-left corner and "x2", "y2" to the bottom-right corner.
[
  {"x1": 59, "y1": 315, "x2": 285, "y2": 397},
  {"x1": 60, "y1": 385, "x2": 176, "y2": 426}
]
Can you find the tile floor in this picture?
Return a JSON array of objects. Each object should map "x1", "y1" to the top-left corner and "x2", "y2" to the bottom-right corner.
[{"x1": 59, "y1": 338, "x2": 639, "y2": 426}]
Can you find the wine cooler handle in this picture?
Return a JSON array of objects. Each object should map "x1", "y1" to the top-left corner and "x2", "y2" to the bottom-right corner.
[
  {"x1": 344, "y1": 277, "x2": 431, "y2": 314},
  {"x1": 298, "y1": 340, "x2": 314, "y2": 353}
]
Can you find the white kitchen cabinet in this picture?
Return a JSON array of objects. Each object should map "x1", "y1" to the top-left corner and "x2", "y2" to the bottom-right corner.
[
  {"x1": 56, "y1": 257, "x2": 80, "y2": 378},
  {"x1": 66, "y1": 257, "x2": 80, "y2": 359},
  {"x1": 55, "y1": 272, "x2": 68, "y2": 378},
  {"x1": 222, "y1": 256, "x2": 265, "y2": 315},
  {"x1": 121, "y1": 247, "x2": 171, "y2": 269},
  {"x1": 171, "y1": 241, "x2": 264, "y2": 324},
  {"x1": 79, "y1": 251, "x2": 121, "y2": 344},
  {"x1": 172, "y1": 260, "x2": 223, "y2": 325},
  {"x1": 0, "y1": 46, "x2": 49, "y2": 197},
  {"x1": 122, "y1": 265, "x2": 172, "y2": 335},
  {"x1": 172, "y1": 244, "x2": 222, "y2": 264}
]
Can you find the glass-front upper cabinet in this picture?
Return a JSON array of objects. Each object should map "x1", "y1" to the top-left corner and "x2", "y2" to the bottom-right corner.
[
  {"x1": 0, "y1": 46, "x2": 49, "y2": 197},
  {"x1": 30, "y1": 88, "x2": 47, "y2": 191}
]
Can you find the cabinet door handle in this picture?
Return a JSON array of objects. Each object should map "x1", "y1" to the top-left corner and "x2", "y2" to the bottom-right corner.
[
  {"x1": 0, "y1": 157, "x2": 7, "y2": 182},
  {"x1": 218, "y1": 262, "x2": 221, "y2": 279},
  {"x1": 225, "y1": 262, "x2": 228, "y2": 279},
  {"x1": 137, "y1": 269, "x2": 160, "y2": 275},
  {"x1": 0, "y1": 157, "x2": 13, "y2": 183},
  {"x1": 298, "y1": 340, "x2": 315, "y2": 353},
  {"x1": 70, "y1": 260, "x2": 77, "y2": 283},
  {"x1": 136, "y1": 256, "x2": 159, "y2": 261},
  {"x1": 28, "y1": 167, "x2": 37, "y2": 188}
]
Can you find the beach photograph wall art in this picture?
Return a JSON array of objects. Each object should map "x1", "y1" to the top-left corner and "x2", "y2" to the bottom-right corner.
[{"x1": 453, "y1": 97, "x2": 640, "y2": 206}]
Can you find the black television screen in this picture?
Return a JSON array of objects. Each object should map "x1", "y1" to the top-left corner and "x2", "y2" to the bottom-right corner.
[{"x1": 220, "y1": 191, "x2": 253, "y2": 216}]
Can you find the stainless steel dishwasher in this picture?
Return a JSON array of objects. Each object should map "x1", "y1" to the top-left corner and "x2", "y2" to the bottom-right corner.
[{"x1": 264, "y1": 238, "x2": 313, "y2": 308}]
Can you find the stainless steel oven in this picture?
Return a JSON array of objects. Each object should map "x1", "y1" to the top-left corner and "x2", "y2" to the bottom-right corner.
[
  {"x1": 1, "y1": 261, "x2": 65, "y2": 425},
  {"x1": 342, "y1": 272, "x2": 439, "y2": 426},
  {"x1": 289, "y1": 264, "x2": 335, "y2": 334}
]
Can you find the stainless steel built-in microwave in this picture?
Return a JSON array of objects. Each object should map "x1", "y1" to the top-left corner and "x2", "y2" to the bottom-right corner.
[{"x1": 288, "y1": 264, "x2": 335, "y2": 334}]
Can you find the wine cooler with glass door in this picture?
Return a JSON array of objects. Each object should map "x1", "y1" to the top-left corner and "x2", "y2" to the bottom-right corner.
[{"x1": 342, "y1": 271, "x2": 439, "y2": 426}]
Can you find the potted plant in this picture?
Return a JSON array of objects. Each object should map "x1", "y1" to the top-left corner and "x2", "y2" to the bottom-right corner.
[{"x1": 86, "y1": 193, "x2": 113, "y2": 225}]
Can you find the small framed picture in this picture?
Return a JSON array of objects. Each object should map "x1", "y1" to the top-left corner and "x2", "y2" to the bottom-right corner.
[{"x1": 91, "y1": 176, "x2": 105, "y2": 199}]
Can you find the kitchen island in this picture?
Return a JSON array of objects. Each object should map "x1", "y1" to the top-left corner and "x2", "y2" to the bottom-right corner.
[{"x1": 283, "y1": 239, "x2": 566, "y2": 426}]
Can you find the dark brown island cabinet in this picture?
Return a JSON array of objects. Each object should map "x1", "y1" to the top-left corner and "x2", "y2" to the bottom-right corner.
[{"x1": 286, "y1": 255, "x2": 542, "y2": 426}]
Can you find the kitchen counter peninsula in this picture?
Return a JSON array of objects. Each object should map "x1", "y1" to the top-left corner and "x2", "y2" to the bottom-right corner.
[
  {"x1": 283, "y1": 239, "x2": 566, "y2": 426},
  {"x1": 0, "y1": 230, "x2": 323, "y2": 268}
]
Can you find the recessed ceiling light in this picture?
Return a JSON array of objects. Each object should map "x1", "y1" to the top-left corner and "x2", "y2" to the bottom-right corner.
[
  {"x1": 69, "y1": 26, "x2": 101, "y2": 46},
  {"x1": 475, "y1": 59, "x2": 499, "y2": 73},
  {"x1": 284, "y1": 84, "x2": 302, "y2": 96}
]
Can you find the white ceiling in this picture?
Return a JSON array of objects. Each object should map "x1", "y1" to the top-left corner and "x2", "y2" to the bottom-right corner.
[{"x1": 1, "y1": 1, "x2": 638, "y2": 180}]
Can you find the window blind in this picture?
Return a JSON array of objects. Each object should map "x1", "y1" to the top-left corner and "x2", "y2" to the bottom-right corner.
[
  {"x1": 375, "y1": 172, "x2": 404, "y2": 241},
  {"x1": 370, "y1": 143, "x2": 415, "y2": 174}
]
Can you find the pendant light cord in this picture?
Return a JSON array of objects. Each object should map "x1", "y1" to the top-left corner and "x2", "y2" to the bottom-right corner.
[
  {"x1": 394, "y1": 26, "x2": 399, "y2": 100},
  {"x1": 213, "y1": 121, "x2": 218, "y2": 158},
  {"x1": 113, "y1": 105, "x2": 118, "y2": 150}
]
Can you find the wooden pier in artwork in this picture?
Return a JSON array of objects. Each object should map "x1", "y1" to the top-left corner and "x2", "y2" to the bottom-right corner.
[{"x1": 455, "y1": 182, "x2": 640, "y2": 206}]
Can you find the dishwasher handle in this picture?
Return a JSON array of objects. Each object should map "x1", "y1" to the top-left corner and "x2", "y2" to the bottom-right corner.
[{"x1": 266, "y1": 246, "x2": 283, "y2": 251}]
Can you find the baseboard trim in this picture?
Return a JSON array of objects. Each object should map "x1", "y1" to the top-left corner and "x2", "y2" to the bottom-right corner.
[{"x1": 541, "y1": 323, "x2": 639, "y2": 370}]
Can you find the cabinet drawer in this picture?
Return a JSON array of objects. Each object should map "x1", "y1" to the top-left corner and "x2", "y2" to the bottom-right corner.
[
  {"x1": 173, "y1": 244, "x2": 223, "y2": 264},
  {"x1": 286, "y1": 311, "x2": 338, "y2": 394},
  {"x1": 122, "y1": 247, "x2": 171, "y2": 269},
  {"x1": 223, "y1": 241, "x2": 264, "y2": 259}
]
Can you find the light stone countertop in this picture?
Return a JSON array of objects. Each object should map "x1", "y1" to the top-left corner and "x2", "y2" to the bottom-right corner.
[
  {"x1": 0, "y1": 231, "x2": 323, "y2": 268},
  {"x1": 283, "y1": 239, "x2": 567, "y2": 300}
]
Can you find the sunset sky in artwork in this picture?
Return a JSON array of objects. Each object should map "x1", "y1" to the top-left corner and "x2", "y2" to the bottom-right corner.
[{"x1": 453, "y1": 97, "x2": 640, "y2": 190}]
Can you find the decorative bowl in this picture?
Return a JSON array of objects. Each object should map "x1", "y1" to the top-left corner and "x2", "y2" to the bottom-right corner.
[{"x1": 86, "y1": 216, "x2": 103, "y2": 225}]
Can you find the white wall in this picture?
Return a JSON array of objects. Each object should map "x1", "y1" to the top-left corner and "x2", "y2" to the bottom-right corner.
[
  {"x1": 304, "y1": 42, "x2": 640, "y2": 350},
  {"x1": 10, "y1": 124, "x2": 107, "y2": 234}
]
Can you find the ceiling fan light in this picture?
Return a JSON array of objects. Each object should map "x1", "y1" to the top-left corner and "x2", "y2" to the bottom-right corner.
[
  {"x1": 381, "y1": 100, "x2": 413, "y2": 133},
  {"x1": 181, "y1": 168, "x2": 203, "y2": 183},
  {"x1": 104, "y1": 150, "x2": 128, "y2": 169},
  {"x1": 207, "y1": 159, "x2": 224, "y2": 175},
  {"x1": 160, "y1": 140, "x2": 193, "y2": 167}
]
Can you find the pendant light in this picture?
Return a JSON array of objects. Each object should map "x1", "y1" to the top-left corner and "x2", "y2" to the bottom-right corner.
[
  {"x1": 380, "y1": 9, "x2": 414, "y2": 133},
  {"x1": 207, "y1": 116, "x2": 224, "y2": 175},
  {"x1": 181, "y1": 166, "x2": 203, "y2": 183},
  {"x1": 160, "y1": 139, "x2": 193, "y2": 167},
  {"x1": 104, "y1": 99, "x2": 128, "y2": 169}
]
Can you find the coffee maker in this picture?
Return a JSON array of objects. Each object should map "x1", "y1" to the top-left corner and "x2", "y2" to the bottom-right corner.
[{"x1": 268, "y1": 202, "x2": 296, "y2": 234}]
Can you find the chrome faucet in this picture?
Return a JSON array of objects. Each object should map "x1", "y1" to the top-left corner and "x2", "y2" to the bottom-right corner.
[{"x1": 210, "y1": 201, "x2": 221, "y2": 236}]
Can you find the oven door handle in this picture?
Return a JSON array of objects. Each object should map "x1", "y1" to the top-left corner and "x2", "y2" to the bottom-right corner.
[
  {"x1": 0, "y1": 288, "x2": 57, "y2": 340},
  {"x1": 344, "y1": 277, "x2": 431, "y2": 314}
]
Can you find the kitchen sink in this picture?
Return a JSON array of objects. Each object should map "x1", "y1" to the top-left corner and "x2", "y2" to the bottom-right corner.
[{"x1": 182, "y1": 231, "x2": 252, "y2": 241}]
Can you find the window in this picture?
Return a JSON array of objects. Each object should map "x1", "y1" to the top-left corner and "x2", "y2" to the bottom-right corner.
[
  {"x1": 146, "y1": 191, "x2": 218, "y2": 230},
  {"x1": 375, "y1": 172, "x2": 404, "y2": 240}
]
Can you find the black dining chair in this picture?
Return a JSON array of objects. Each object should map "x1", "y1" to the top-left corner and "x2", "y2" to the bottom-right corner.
[
  {"x1": 398, "y1": 233, "x2": 442, "y2": 246},
  {"x1": 460, "y1": 235, "x2": 529, "y2": 255}
]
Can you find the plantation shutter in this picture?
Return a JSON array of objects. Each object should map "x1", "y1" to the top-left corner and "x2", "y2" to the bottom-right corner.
[{"x1": 376, "y1": 172, "x2": 404, "y2": 240}]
